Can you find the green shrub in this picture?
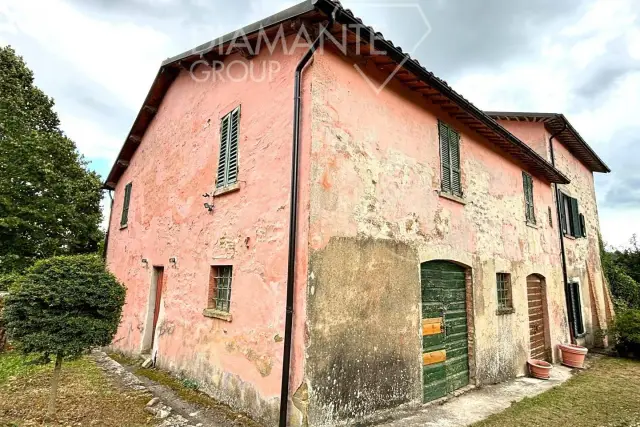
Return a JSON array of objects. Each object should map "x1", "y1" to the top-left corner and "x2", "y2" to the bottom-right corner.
[
  {"x1": 610, "y1": 309, "x2": 640, "y2": 359},
  {"x1": 0, "y1": 273, "x2": 19, "y2": 292},
  {"x1": 2, "y1": 255, "x2": 126, "y2": 414}
]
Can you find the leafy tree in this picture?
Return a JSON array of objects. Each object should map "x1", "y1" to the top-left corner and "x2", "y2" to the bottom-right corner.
[
  {"x1": 0, "y1": 46, "x2": 103, "y2": 275},
  {"x1": 2, "y1": 255, "x2": 125, "y2": 415},
  {"x1": 600, "y1": 233, "x2": 640, "y2": 310},
  {"x1": 616, "y1": 234, "x2": 640, "y2": 285}
]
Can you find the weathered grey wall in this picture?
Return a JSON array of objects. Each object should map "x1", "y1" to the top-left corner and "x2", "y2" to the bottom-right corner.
[{"x1": 306, "y1": 237, "x2": 421, "y2": 425}]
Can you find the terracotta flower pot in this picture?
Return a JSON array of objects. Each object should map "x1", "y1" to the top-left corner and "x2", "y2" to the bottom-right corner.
[
  {"x1": 559, "y1": 343, "x2": 588, "y2": 368},
  {"x1": 528, "y1": 359, "x2": 552, "y2": 380}
]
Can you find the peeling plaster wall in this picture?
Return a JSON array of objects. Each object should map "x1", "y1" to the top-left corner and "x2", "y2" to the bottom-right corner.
[
  {"x1": 105, "y1": 42, "x2": 314, "y2": 426},
  {"x1": 499, "y1": 120, "x2": 610, "y2": 346},
  {"x1": 303, "y1": 49, "x2": 571, "y2": 424}
]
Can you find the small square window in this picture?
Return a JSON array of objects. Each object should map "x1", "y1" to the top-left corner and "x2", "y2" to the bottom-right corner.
[
  {"x1": 496, "y1": 273, "x2": 513, "y2": 311},
  {"x1": 209, "y1": 266, "x2": 233, "y2": 312}
]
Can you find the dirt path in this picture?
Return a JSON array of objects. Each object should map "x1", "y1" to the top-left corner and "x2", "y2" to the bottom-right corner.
[{"x1": 93, "y1": 350, "x2": 262, "y2": 427}]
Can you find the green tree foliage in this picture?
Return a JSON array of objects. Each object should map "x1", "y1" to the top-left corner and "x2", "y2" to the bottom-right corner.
[
  {"x1": 600, "y1": 234, "x2": 640, "y2": 310},
  {"x1": 0, "y1": 46, "x2": 103, "y2": 275},
  {"x1": 2, "y1": 255, "x2": 125, "y2": 414},
  {"x1": 610, "y1": 309, "x2": 640, "y2": 359},
  {"x1": 614, "y1": 234, "x2": 640, "y2": 285}
]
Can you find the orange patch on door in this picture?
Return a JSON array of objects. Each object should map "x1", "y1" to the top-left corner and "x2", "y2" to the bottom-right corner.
[
  {"x1": 423, "y1": 350, "x2": 446, "y2": 366},
  {"x1": 422, "y1": 318, "x2": 443, "y2": 336}
]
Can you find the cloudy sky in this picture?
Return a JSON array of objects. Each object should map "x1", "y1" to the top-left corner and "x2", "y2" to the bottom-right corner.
[{"x1": 0, "y1": 0, "x2": 638, "y2": 247}]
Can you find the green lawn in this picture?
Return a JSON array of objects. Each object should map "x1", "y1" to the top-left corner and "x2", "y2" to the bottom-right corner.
[
  {"x1": 474, "y1": 356, "x2": 640, "y2": 427},
  {"x1": 0, "y1": 351, "x2": 154, "y2": 427}
]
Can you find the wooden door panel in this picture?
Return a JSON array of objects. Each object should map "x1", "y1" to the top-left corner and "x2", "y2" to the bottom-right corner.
[
  {"x1": 527, "y1": 275, "x2": 548, "y2": 361},
  {"x1": 421, "y1": 261, "x2": 469, "y2": 403}
]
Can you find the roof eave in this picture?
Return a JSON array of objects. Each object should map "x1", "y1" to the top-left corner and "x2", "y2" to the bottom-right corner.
[
  {"x1": 486, "y1": 111, "x2": 610, "y2": 174},
  {"x1": 104, "y1": 0, "x2": 570, "y2": 188},
  {"x1": 102, "y1": 1, "x2": 316, "y2": 190},
  {"x1": 314, "y1": 0, "x2": 569, "y2": 184}
]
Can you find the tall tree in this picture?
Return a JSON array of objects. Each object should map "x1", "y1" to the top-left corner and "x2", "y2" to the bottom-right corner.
[{"x1": 0, "y1": 46, "x2": 103, "y2": 274}]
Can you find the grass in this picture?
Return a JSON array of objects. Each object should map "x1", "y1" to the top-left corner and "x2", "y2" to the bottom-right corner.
[
  {"x1": 0, "y1": 352, "x2": 48, "y2": 384},
  {"x1": 473, "y1": 356, "x2": 640, "y2": 427},
  {"x1": 0, "y1": 350, "x2": 154, "y2": 427}
]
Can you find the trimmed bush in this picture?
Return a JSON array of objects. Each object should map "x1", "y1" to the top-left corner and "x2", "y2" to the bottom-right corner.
[
  {"x1": 2, "y1": 255, "x2": 125, "y2": 414},
  {"x1": 610, "y1": 309, "x2": 640, "y2": 359}
]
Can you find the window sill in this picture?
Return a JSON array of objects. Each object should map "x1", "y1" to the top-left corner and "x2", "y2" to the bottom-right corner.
[
  {"x1": 202, "y1": 308, "x2": 232, "y2": 322},
  {"x1": 213, "y1": 182, "x2": 240, "y2": 197},
  {"x1": 496, "y1": 307, "x2": 515, "y2": 316},
  {"x1": 119, "y1": 224, "x2": 128, "y2": 230},
  {"x1": 526, "y1": 221, "x2": 538, "y2": 229},
  {"x1": 439, "y1": 191, "x2": 466, "y2": 205},
  {"x1": 563, "y1": 234, "x2": 576, "y2": 240}
]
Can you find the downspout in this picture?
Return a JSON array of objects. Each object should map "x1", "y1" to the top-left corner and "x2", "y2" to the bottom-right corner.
[
  {"x1": 549, "y1": 119, "x2": 575, "y2": 344},
  {"x1": 279, "y1": 15, "x2": 334, "y2": 427},
  {"x1": 102, "y1": 190, "x2": 114, "y2": 261}
]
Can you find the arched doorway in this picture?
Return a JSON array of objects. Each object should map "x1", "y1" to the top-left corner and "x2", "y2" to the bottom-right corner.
[
  {"x1": 420, "y1": 261, "x2": 470, "y2": 402},
  {"x1": 526, "y1": 274, "x2": 551, "y2": 361}
]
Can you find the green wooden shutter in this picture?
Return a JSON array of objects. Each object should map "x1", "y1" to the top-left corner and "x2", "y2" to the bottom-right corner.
[
  {"x1": 120, "y1": 182, "x2": 132, "y2": 227},
  {"x1": 579, "y1": 213, "x2": 586, "y2": 237},
  {"x1": 216, "y1": 107, "x2": 240, "y2": 188},
  {"x1": 439, "y1": 121, "x2": 451, "y2": 194},
  {"x1": 569, "y1": 282, "x2": 585, "y2": 336},
  {"x1": 449, "y1": 127, "x2": 461, "y2": 196},
  {"x1": 227, "y1": 108, "x2": 240, "y2": 185},
  {"x1": 523, "y1": 172, "x2": 535, "y2": 224},
  {"x1": 559, "y1": 192, "x2": 567, "y2": 234},
  {"x1": 216, "y1": 114, "x2": 230, "y2": 188},
  {"x1": 570, "y1": 197, "x2": 580, "y2": 237}
]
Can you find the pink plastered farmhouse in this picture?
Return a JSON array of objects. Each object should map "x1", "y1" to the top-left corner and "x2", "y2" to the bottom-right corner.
[{"x1": 103, "y1": 1, "x2": 614, "y2": 426}]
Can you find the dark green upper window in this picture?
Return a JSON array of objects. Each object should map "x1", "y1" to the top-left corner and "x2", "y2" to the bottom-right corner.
[
  {"x1": 522, "y1": 172, "x2": 535, "y2": 224},
  {"x1": 120, "y1": 182, "x2": 132, "y2": 228},
  {"x1": 438, "y1": 121, "x2": 462, "y2": 197},
  {"x1": 568, "y1": 280, "x2": 585, "y2": 336},
  {"x1": 560, "y1": 192, "x2": 586, "y2": 238},
  {"x1": 216, "y1": 107, "x2": 240, "y2": 188}
]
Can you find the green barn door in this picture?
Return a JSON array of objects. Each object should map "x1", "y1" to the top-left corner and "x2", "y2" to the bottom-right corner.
[{"x1": 420, "y1": 261, "x2": 470, "y2": 402}]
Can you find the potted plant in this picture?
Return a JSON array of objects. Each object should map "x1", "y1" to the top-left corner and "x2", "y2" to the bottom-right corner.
[
  {"x1": 559, "y1": 343, "x2": 588, "y2": 368},
  {"x1": 528, "y1": 359, "x2": 552, "y2": 379}
]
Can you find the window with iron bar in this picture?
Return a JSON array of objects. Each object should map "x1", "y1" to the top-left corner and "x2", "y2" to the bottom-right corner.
[
  {"x1": 209, "y1": 266, "x2": 233, "y2": 312},
  {"x1": 496, "y1": 273, "x2": 513, "y2": 311}
]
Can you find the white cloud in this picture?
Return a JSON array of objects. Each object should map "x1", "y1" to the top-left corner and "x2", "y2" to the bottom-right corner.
[
  {"x1": 0, "y1": 0, "x2": 170, "y2": 111},
  {"x1": 600, "y1": 207, "x2": 640, "y2": 249},
  {"x1": 57, "y1": 111, "x2": 121, "y2": 162},
  {"x1": 447, "y1": 0, "x2": 639, "y2": 246}
]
